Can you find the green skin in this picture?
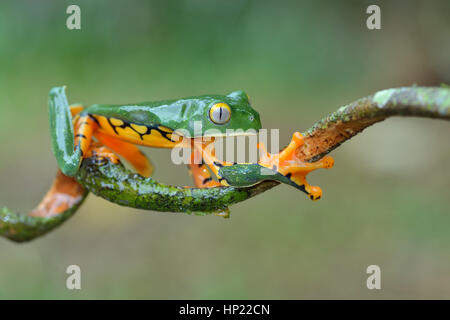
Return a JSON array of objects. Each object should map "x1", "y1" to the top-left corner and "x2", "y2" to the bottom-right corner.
[
  {"x1": 49, "y1": 86, "x2": 264, "y2": 178},
  {"x1": 50, "y1": 86, "x2": 288, "y2": 191},
  {"x1": 85, "y1": 90, "x2": 261, "y2": 137}
]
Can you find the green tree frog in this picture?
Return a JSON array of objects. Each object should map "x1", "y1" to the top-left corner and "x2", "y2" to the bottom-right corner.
[{"x1": 49, "y1": 86, "x2": 333, "y2": 201}]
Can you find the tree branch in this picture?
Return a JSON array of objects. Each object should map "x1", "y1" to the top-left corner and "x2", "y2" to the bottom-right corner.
[
  {"x1": 1, "y1": 86, "x2": 449, "y2": 242},
  {"x1": 300, "y1": 86, "x2": 450, "y2": 162}
]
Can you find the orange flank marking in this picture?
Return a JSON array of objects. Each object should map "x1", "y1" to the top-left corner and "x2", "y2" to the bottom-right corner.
[
  {"x1": 94, "y1": 115, "x2": 179, "y2": 148},
  {"x1": 94, "y1": 131, "x2": 153, "y2": 177},
  {"x1": 131, "y1": 123, "x2": 147, "y2": 134},
  {"x1": 116, "y1": 126, "x2": 141, "y2": 140},
  {"x1": 109, "y1": 118, "x2": 124, "y2": 126},
  {"x1": 158, "y1": 126, "x2": 172, "y2": 133}
]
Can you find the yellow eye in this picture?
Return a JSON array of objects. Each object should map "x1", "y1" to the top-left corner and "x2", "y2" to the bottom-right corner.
[{"x1": 209, "y1": 103, "x2": 231, "y2": 124}]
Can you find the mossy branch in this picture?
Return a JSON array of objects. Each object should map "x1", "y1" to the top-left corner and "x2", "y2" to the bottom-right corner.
[
  {"x1": 1, "y1": 86, "x2": 449, "y2": 242},
  {"x1": 78, "y1": 86, "x2": 449, "y2": 212},
  {"x1": 300, "y1": 86, "x2": 450, "y2": 162}
]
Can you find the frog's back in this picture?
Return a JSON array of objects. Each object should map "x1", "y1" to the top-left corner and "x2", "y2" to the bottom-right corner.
[
  {"x1": 84, "y1": 95, "x2": 220, "y2": 128},
  {"x1": 82, "y1": 91, "x2": 261, "y2": 140}
]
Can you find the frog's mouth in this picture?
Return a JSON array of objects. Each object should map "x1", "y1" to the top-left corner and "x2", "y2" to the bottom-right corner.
[
  {"x1": 174, "y1": 131, "x2": 258, "y2": 139},
  {"x1": 201, "y1": 131, "x2": 258, "y2": 138}
]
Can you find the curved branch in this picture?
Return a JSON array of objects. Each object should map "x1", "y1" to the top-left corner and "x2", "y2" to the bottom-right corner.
[
  {"x1": 1, "y1": 172, "x2": 88, "y2": 242},
  {"x1": 299, "y1": 86, "x2": 450, "y2": 162},
  {"x1": 76, "y1": 86, "x2": 449, "y2": 212},
  {"x1": 1, "y1": 86, "x2": 449, "y2": 242}
]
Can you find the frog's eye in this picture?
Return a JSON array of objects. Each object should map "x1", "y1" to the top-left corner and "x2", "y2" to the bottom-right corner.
[{"x1": 209, "y1": 103, "x2": 231, "y2": 124}]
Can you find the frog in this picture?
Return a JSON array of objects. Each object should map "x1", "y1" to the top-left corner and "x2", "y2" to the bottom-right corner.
[{"x1": 49, "y1": 86, "x2": 333, "y2": 201}]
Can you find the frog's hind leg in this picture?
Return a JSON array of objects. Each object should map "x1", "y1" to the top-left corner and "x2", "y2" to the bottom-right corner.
[
  {"x1": 73, "y1": 114, "x2": 96, "y2": 159},
  {"x1": 187, "y1": 147, "x2": 222, "y2": 188},
  {"x1": 94, "y1": 131, "x2": 153, "y2": 177},
  {"x1": 190, "y1": 139, "x2": 234, "y2": 187}
]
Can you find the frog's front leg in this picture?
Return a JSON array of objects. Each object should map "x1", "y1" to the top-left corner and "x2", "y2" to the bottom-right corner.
[
  {"x1": 215, "y1": 132, "x2": 334, "y2": 200},
  {"x1": 187, "y1": 147, "x2": 222, "y2": 188},
  {"x1": 192, "y1": 138, "x2": 233, "y2": 187}
]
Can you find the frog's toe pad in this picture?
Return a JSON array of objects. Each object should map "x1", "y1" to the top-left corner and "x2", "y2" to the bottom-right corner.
[
  {"x1": 292, "y1": 132, "x2": 304, "y2": 146},
  {"x1": 308, "y1": 186, "x2": 322, "y2": 201},
  {"x1": 321, "y1": 156, "x2": 334, "y2": 169}
]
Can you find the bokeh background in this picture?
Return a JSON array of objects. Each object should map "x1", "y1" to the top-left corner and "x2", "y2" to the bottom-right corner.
[{"x1": 0, "y1": 0, "x2": 449, "y2": 299}]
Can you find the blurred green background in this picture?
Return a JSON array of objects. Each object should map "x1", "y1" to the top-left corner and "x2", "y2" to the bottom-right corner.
[{"x1": 0, "y1": 0, "x2": 449, "y2": 299}]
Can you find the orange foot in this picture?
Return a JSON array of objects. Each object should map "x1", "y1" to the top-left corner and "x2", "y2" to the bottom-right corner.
[
  {"x1": 85, "y1": 142, "x2": 120, "y2": 165},
  {"x1": 258, "y1": 132, "x2": 334, "y2": 201}
]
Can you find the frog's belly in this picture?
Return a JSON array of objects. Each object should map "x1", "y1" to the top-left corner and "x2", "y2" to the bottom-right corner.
[{"x1": 91, "y1": 114, "x2": 181, "y2": 148}]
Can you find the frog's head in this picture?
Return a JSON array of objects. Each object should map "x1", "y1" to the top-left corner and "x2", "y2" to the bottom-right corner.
[{"x1": 182, "y1": 90, "x2": 262, "y2": 138}]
